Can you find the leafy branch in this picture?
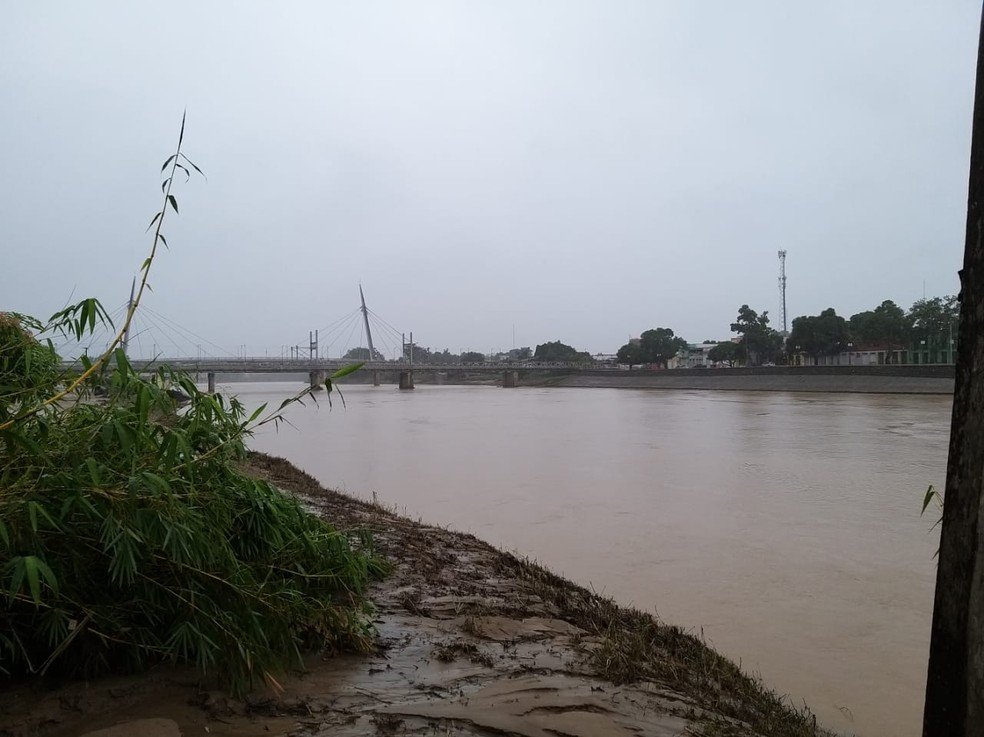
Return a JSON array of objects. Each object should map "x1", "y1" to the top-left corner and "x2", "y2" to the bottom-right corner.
[{"x1": 0, "y1": 113, "x2": 201, "y2": 432}]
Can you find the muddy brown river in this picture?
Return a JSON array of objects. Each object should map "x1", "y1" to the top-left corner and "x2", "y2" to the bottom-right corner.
[{"x1": 236, "y1": 383, "x2": 948, "y2": 737}]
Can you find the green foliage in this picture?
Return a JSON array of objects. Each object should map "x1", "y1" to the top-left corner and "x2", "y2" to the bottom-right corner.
[
  {"x1": 908, "y1": 296, "x2": 959, "y2": 339},
  {"x1": 0, "y1": 348, "x2": 381, "y2": 692},
  {"x1": 787, "y1": 308, "x2": 849, "y2": 360},
  {"x1": 707, "y1": 341, "x2": 739, "y2": 367},
  {"x1": 639, "y1": 328, "x2": 688, "y2": 368},
  {"x1": 0, "y1": 119, "x2": 378, "y2": 694},
  {"x1": 343, "y1": 346, "x2": 385, "y2": 362},
  {"x1": 460, "y1": 351, "x2": 487, "y2": 364},
  {"x1": 616, "y1": 329, "x2": 687, "y2": 368},
  {"x1": 848, "y1": 300, "x2": 909, "y2": 348},
  {"x1": 730, "y1": 306, "x2": 783, "y2": 366},
  {"x1": 907, "y1": 296, "x2": 959, "y2": 362},
  {"x1": 616, "y1": 342, "x2": 644, "y2": 366},
  {"x1": 533, "y1": 341, "x2": 592, "y2": 364}
]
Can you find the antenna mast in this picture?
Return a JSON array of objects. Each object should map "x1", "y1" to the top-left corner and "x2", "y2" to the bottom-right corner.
[
  {"x1": 359, "y1": 284, "x2": 376, "y2": 361},
  {"x1": 778, "y1": 250, "x2": 788, "y2": 334}
]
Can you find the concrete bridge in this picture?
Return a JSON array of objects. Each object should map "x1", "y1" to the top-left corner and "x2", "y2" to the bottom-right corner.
[
  {"x1": 121, "y1": 358, "x2": 588, "y2": 391},
  {"x1": 80, "y1": 358, "x2": 956, "y2": 394}
]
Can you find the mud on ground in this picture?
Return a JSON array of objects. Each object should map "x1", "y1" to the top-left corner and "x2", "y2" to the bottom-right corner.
[{"x1": 0, "y1": 453, "x2": 827, "y2": 737}]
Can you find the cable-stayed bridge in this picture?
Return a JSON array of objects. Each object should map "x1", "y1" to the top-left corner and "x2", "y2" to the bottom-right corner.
[{"x1": 51, "y1": 286, "x2": 587, "y2": 390}]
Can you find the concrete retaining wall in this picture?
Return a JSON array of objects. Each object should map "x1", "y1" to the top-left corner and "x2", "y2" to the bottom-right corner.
[{"x1": 555, "y1": 366, "x2": 954, "y2": 394}]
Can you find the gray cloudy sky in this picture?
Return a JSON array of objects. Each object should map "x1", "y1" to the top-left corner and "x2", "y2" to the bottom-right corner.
[{"x1": 1, "y1": 1, "x2": 980, "y2": 357}]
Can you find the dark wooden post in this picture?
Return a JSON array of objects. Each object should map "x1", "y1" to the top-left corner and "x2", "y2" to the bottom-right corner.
[{"x1": 923, "y1": 6, "x2": 984, "y2": 735}]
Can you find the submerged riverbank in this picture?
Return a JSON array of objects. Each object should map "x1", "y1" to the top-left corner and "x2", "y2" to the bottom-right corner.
[{"x1": 1, "y1": 453, "x2": 829, "y2": 737}]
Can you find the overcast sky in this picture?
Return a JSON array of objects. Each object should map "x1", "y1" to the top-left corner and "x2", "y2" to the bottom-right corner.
[{"x1": 1, "y1": 1, "x2": 980, "y2": 357}]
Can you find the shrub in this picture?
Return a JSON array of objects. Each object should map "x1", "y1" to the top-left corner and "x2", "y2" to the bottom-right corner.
[{"x1": 0, "y1": 117, "x2": 379, "y2": 693}]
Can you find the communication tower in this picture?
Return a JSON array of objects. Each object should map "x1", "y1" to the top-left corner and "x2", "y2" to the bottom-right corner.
[{"x1": 778, "y1": 250, "x2": 788, "y2": 334}]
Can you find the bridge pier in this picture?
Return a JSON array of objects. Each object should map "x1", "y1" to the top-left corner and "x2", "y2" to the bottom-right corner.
[
  {"x1": 309, "y1": 370, "x2": 326, "y2": 390},
  {"x1": 436, "y1": 371, "x2": 447, "y2": 385},
  {"x1": 503, "y1": 370, "x2": 518, "y2": 388},
  {"x1": 206, "y1": 372, "x2": 216, "y2": 394},
  {"x1": 399, "y1": 370, "x2": 414, "y2": 390},
  {"x1": 372, "y1": 370, "x2": 380, "y2": 387}
]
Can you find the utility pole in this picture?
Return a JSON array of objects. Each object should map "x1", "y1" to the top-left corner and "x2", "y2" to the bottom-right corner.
[
  {"x1": 778, "y1": 250, "x2": 788, "y2": 334},
  {"x1": 923, "y1": 6, "x2": 984, "y2": 735}
]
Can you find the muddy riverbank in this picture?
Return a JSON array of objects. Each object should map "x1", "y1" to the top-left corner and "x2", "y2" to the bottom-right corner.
[{"x1": 0, "y1": 453, "x2": 828, "y2": 737}]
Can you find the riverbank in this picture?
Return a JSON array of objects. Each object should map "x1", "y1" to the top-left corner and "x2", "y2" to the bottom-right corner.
[
  {"x1": 0, "y1": 453, "x2": 829, "y2": 737},
  {"x1": 551, "y1": 369, "x2": 953, "y2": 394},
  {"x1": 362, "y1": 365, "x2": 955, "y2": 393},
  {"x1": 186, "y1": 366, "x2": 954, "y2": 394}
]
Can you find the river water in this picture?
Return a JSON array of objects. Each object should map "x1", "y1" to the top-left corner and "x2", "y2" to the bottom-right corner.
[{"x1": 234, "y1": 382, "x2": 948, "y2": 737}]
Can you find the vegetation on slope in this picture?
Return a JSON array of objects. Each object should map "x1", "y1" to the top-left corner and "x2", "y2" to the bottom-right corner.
[{"x1": 0, "y1": 118, "x2": 379, "y2": 694}]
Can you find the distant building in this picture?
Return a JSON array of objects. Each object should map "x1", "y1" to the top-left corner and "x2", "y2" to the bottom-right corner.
[
  {"x1": 789, "y1": 338, "x2": 956, "y2": 366},
  {"x1": 669, "y1": 343, "x2": 720, "y2": 369}
]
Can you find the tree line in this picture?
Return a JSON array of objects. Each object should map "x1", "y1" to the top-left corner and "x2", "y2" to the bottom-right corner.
[
  {"x1": 615, "y1": 295, "x2": 959, "y2": 368},
  {"x1": 340, "y1": 294, "x2": 959, "y2": 369}
]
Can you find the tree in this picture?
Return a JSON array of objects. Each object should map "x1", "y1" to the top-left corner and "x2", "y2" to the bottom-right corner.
[
  {"x1": 708, "y1": 341, "x2": 739, "y2": 367},
  {"x1": 533, "y1": 341, "x2": 591, "y2": 363},
  {"x1": 923, "y1": 9, "x2": 984, "y2": 733},
  {"x1": 343, "y1": 346, "x2": 385, "y2": 361},
  {"x1": 908, "y1": 296, "x2": 959, "y2": 362},
  {"x1": 787, "y1": 308, "x2": 849, "y2": 363},
  {"x1": 460, "y1": 351, "x2": 486, "y2": 364},
  {"x1": 616, "y1": 342, "x2": 644, "y2": 366},
  {"x1": 508, "y1": 347, "x2": 532, "y2": 361},
  {"x1": 730, "y1": 305, "x2": 783, "y2": 366},
  {"x1": 849, "y1": 300, "x2": 909, "y2": 348},
  {"x1": 638, "y1": 328, "x2": 688, "y2": 368}
]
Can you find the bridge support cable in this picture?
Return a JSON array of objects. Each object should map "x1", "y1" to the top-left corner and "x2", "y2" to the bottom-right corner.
[
  {"x1": 296, "y1": 310, "x2": 362, "y2": 360},
  {"x1": 293, "y1": 289, "x2": 408, "y2": 361},
  {"x1": 140, "y1": 305, "x2": 235, "y2": 358},
  {"x1": 136, "y1": 310, "x2": 197, "y2": 359}
]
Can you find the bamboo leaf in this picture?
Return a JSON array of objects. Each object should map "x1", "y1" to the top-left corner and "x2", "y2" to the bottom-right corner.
[
  {"x1": 113, "y1": 420, "x2": 132, "y2": 454},
  {"x1": 330, "y1": 362, "x2": 364, "y2": 380},
  {"x1": 141, "y1": 471, "x2": 171, "y2": 495},
  {"x1": 85, "y1": 458, "x2": 101, "y2": 486},
  {"x1": 7, "y1": 557, "x2": 26, "y2": 603},
  {"x1": 161, "y1": 154, "x2": 178, "y2": 173},
  {"x1": 24, "y1": 557, "x2": 41, "y2": 603},
  {"x1": 180, "y1": 153, "x2": 206, "y2": 178},
  {"x1": 167, "y1": 195, "x2": 178, "y2": 214},
  {"x1": 1, "y1": 429, "x2": 41, "y2": 455},
  {"x1": 136, "y1": 384, "x2": 150, "y2": 425},
  {"x1": 146, "y1": 211, "x2": 163, "y2": 232}
]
